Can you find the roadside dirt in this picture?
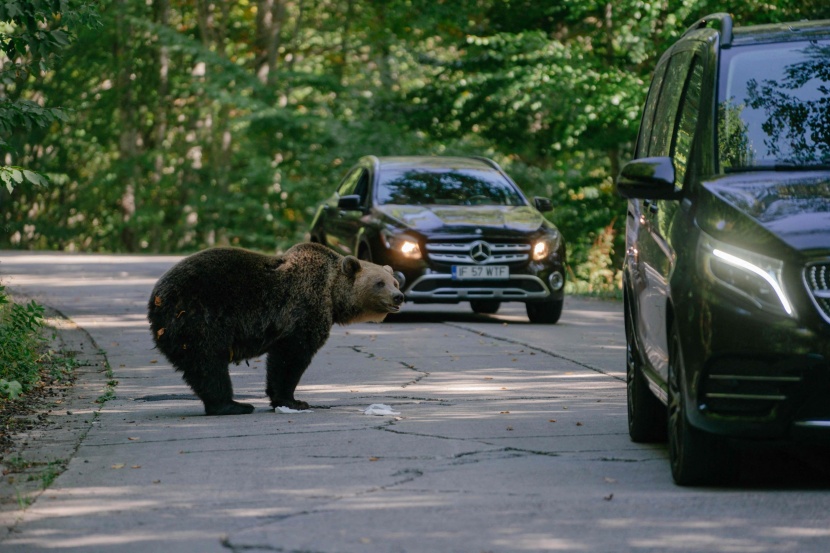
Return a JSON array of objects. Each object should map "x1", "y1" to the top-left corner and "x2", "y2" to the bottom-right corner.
[{"x1": 0, "y1": 307, "x2": 110, "y2": 532}]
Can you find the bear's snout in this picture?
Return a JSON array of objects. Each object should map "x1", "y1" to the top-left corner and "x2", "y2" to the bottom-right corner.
[{"x1": 392, "y1": 291, "x2": 404, "y2": 306}]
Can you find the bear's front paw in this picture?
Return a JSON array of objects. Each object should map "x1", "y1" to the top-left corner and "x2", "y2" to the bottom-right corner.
[{"x1": 271, "y1": 398, "x2": 310, "y2": 410}]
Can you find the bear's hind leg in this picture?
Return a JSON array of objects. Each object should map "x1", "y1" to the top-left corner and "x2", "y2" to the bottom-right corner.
[{"x1": 179, "y1": 357, "x2": 254, "y2": 416}]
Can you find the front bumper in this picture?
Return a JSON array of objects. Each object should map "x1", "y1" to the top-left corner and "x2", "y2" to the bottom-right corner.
[
  {"x1": 681, "y1": 288, "x2": 830, "y2": 443},
  {"x1": 405, "y1": 272, "x2": 557, "y2": 303}
]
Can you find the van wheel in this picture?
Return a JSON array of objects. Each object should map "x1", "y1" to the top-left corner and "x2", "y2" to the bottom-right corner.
[
  {"x1": 667, "y1": 323, "x2": 737, "y2": 486},
  {"x1": 626, "y1": 299, "x2": 667, "y2": 443}
]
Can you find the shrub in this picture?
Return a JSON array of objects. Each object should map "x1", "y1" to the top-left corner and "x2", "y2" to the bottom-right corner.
[{"x1": 0, "y1": 285, "x2": 47, "y2": 399}]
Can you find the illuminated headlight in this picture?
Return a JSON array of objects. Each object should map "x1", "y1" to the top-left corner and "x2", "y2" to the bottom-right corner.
[
  {"x1": 700, "y1": 233, "x2": 795, "y2": 317},
  {"x1": 383, "y1": 232, "x2": 422, "y2": 260},
  {"x1": 532, "y1": 232, "x2": 561, "y2": 261}
]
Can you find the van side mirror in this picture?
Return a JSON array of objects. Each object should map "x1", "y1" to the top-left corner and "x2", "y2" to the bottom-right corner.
[{"x1": 616, "y1": 157, "x2": 679, "y2": 200}]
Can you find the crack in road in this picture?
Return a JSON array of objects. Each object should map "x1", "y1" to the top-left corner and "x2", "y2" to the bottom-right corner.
[{"x1": 444, "y1": 322, "x2": 625, "y2": 382}]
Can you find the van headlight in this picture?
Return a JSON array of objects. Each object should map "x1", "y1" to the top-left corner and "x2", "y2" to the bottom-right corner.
[{"x1": 699, "y1": 233, "x2": 795, "y2": 317}]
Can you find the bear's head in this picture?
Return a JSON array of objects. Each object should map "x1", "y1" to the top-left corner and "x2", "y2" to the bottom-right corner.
[{"x1": 340, "y1": 256, "x2": 405, "y2": 324}]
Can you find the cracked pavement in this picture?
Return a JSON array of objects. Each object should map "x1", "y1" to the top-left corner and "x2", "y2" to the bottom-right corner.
[{"x1": 2, "y1": 252, "x2": 830, "y2": 553}]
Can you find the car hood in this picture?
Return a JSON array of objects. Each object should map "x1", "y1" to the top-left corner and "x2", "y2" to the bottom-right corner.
[
  {"x1": 701, "y1": 172, "x2": 830, "y2": 254},
  {"x1": 375, "y1": 204, "x2": 548, "y2": 233}
]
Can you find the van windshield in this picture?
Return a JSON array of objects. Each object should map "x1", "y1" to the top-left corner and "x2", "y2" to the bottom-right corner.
[{"x1": 718, "y1": 40, "x2": 830, "y2": 171}]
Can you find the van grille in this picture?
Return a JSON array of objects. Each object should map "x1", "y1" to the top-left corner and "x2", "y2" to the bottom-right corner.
[{"x1": 804, "y1": 262, "x2": 830, "y2": 324}]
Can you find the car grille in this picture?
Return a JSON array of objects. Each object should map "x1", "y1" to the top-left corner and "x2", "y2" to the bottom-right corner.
[
  {"x1": 425, "y1": 241, "x2": 530, "y2": 265},
  {"x1": 804, "y1": 262, "x2": 830, "y2": 324}
]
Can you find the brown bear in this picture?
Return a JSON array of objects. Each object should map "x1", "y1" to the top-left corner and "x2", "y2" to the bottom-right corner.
[{"x1": 147, "y1": 242, "x2": 404, "y2": 415}]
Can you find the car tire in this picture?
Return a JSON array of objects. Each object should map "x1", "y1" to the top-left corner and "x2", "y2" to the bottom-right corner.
[
  {"x1": 470, "y1": 300, "x2": 501, "y2": 314},
  {"x1": 625, "y1": 299, "x2": 667, "y2": 443},
  {"x1": 667, "y1": 323, "x2": 737, "y2": 486},
  {"x1": 525, "y1": 299, "x2": 563, "y2": 324}
]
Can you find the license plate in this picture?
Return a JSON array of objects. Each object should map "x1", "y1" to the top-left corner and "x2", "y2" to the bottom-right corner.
[{"x1": 452, "y1": 265, "x2": 509, "y2": 280}]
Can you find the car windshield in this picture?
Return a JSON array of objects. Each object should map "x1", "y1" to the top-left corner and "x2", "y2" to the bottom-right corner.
[
  {"x1": 376, "y1": 168, "x2": 527, "y2": 206},
  {"x1": 718, "y1": 39, "x2": 830, "y2": 172}
]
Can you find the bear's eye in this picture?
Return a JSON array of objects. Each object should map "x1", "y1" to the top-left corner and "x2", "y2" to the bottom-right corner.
[{"x1": 375, "y1": 280, "x2": 385, "y2": 289}]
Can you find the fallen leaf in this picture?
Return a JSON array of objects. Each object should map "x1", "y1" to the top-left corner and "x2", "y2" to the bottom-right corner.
[
  {"x1": 150, "y1": 359, "x2": 158, "y2": 364},
  {"x1": 131, "y1": 465, "x2": 141, "y2": 469},
  {"x1": 604, "y1": 477, "x2": 617, "y2": 484},
  {"x1": 153, "y1": 480, "x2": 161, "y2": 484},
  {"x1": 506, "y1": 426, "x2": 514, "y2": 431},
  {"x1": 484, "y1": 377, "x2": 493, "y2": 380},
  {"x1": 549, "y1": 419, "x2": 557, "y2": 423},
  {"x1": 156, "y1": 327, "x2": 165, "y2": 337},
  {"x1": 154, "y1": 295, "x2": 162, "y2": 307},
  {"x1": 111, "y1": 464, "x2": 125, "y2": 469},
  {"x1": 128, "y1": 437, "x2": 140, "y2": 441},
  {"x1": 369, "y1": 457, "x2": 379, "y2": 462},
  {"x1": 500, "y1": 411, "x2": 510, "y2": 414}
]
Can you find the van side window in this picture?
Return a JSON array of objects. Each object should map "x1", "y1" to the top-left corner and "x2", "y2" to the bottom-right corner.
[
  {"x1": 673, "y1": 56, "x2": 704, "y2": 187},
  {"x1": 648, "y1": 50, "x2": 693, "y2": 158},
  {"x1": 636, "y1": 60, "x2": 669, "y2": 159}
]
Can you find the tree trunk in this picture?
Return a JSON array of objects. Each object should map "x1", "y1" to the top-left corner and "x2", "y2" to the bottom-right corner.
[{"x1": 115, "y1": 0, "x2": 138, "y2": 252}]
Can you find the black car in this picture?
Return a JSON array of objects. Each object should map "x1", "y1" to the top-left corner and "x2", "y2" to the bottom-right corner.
[
  {"x1": 309, "y1": 155, "x2": 567, "y2": 323},
  {"x1": 617, "y1": 14, "x2": 830, "y2": 485}
]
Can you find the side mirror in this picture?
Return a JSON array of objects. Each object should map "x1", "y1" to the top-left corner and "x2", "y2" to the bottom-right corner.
[
  {"x1": 616, "y1": 157, "x2": 679, "y2": 200},
  {"x1": 337, "y1": 194, "x2": 362, "y2": 211},
  {"x1": 534, "y1": 197, "x2": 553, "y2": 213}
]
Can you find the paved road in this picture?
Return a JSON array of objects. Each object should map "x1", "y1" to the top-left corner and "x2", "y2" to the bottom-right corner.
[{"x1": 1, "y1": 252, "x2": 829, "y2": 553}]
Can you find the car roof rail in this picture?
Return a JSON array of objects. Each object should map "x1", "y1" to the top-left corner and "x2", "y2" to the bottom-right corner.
[{"x1": 683, "y1": 12, "x2": 734, "y2": 47}]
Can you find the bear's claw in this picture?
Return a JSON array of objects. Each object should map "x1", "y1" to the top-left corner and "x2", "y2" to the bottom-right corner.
[{"x1": 271, "y1": 398, "x2": 310, "y2": 410}]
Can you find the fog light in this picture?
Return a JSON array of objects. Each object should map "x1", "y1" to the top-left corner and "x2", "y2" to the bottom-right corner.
[{"x1": 549, "y1": 271, "x2": 564, "y2": 291}]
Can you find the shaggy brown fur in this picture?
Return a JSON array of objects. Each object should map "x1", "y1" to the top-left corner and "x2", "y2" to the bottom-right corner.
[{"x1": 147, "y1": 243, "x2": 403, "y2": 415}]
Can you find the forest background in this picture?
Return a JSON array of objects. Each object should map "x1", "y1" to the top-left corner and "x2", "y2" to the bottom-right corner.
[{"x1": 2, "y1": 0, "x2": 829, "y2": 295}]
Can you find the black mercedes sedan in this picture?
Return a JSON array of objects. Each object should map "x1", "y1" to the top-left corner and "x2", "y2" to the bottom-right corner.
[
  {"x1": 309, "y1": 155, "x2": 567, "y2": 323},
  {"x1": 617, "y1": 14, "x2": 830, "y2": 485}
]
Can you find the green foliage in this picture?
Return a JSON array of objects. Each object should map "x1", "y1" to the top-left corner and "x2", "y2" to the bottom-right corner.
[
  {"x1": 0, "y1": 0, "x2": 99, "y2": 194},
  {"x1": 1, "y1": 0, "x2": 826, "y2": 291},
  {"x1": 0, "y1": 285, "x2": 47, "y2": 398}
]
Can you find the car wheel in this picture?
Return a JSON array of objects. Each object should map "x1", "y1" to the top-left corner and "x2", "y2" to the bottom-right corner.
[
  {"x1": 470, "y1": 300, "x2": 501, "y2": 314},
  {"x1": 525, "y1": 299, "x2": 563, "y2": 324},
  {"x1": 626, "y1": 300, "x2": 667, "y2": 443},
  {"x1": 667, "y1": 323, "x2": 737, "y2": 486}
]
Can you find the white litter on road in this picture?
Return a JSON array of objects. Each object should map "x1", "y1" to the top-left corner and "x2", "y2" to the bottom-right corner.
[
  {"x1": 363, "y1": 404, "x2": 400, "y2": 416},
  {"x1": 275, "y1": 406, "x2": 314, "y2": 414}
]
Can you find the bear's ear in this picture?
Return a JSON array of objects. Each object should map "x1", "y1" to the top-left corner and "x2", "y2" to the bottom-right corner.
[
  {"x1": 341, "y1": 256, "x2": 362, "y2": 278},
  {"x1": 383, "y1": 265, "x2": 393, "y2": 274}
]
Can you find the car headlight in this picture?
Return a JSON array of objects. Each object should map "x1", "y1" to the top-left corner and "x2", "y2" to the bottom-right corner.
[
  {"x1": 699, "y1": 233, "x2": 795, "y2": 317},
  {"x1": 383, "y1": 231, "x2": 422, "y2": 260},
  {"x1": 532, "y1": 232, "x2": 561, "y2": 261}
]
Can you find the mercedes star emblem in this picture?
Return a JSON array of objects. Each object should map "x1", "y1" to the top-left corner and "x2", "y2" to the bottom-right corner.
[{"x1": 469, "y1": 241, "x2": 492, "y2": 263}]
